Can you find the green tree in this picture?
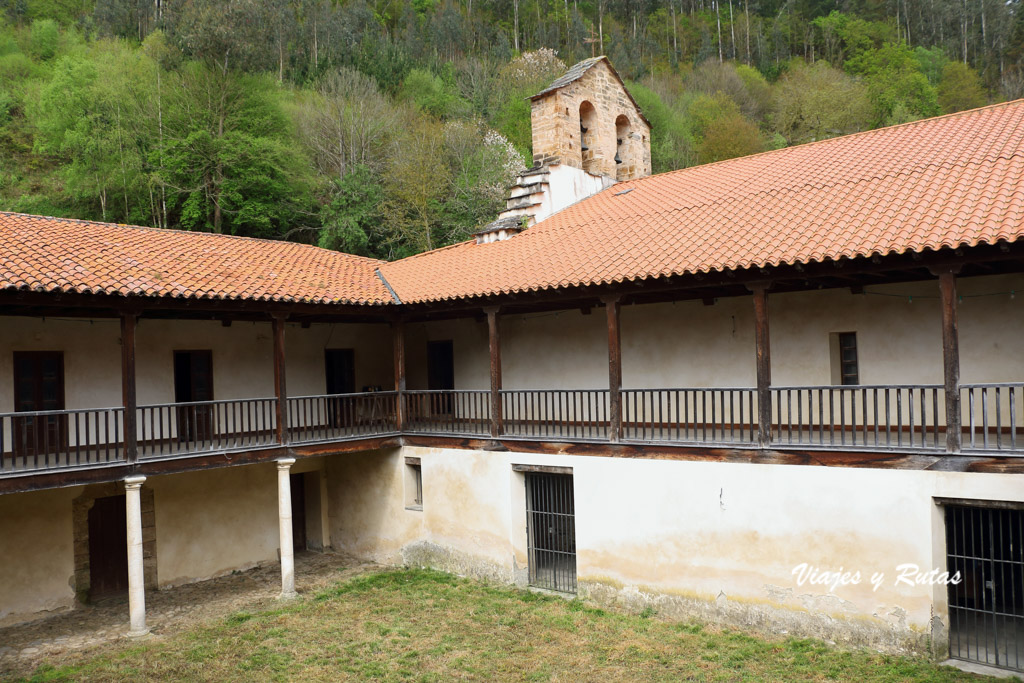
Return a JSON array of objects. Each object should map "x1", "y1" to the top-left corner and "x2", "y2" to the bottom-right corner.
[
  {"x1": 697, "y1": 112, "x2": 764, "y2": 163},
  {"x1": 382, "y1": 115, "x2": 450, "y2": 255},
  {"x1": 937, "y1": 61, "x2": 987, "y2": 113},
  {"x1": 771, "y1": 61, "x2": 872, "y2": 144},
  {"x1": 845, "y1": 43, "x2": 939, "y2": 125},
  {"x1": 161, "y1": 65, "x2": 310, "y2": 237},
  {"x1": 627, "y1": 81, "x2": 694, "y2": 172},
  {"x1": 317, "y1": 164, "x2": 382, "y2": 255},
  {"x1": 28, "y1": 17, "x2": 57, "y2": 59},
  {"x1": 400, "y1": 67, "x2": 469, "y2": 119},
  {"x1": 31, "y1": 48, "x2": 153, "y2": 222}
]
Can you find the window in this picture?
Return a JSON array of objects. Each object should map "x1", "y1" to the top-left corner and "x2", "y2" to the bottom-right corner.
[
  {"x1": 830, "y1": 332, "x2": 859, "y2": 385},
  {"x1": 405, "y1": 457, "x2": 423, "y2": 510}
]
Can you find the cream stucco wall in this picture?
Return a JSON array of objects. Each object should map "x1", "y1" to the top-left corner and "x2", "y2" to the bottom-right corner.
[
  {"x1": 0, "y1": 317, "x2": 392, "y2": 414},
  {"x1": 0, "y1": 486, "x2": 79, "y2": 626},
  {"x1": 329, "y1": 445, "x2": 1024, "y2": 655},
  {"x1": 148, "y1": 464, "x2": 281, "y2": 587},
  {"x1": 407, "y1": 274, "x2": 1024, "y2": 392}
]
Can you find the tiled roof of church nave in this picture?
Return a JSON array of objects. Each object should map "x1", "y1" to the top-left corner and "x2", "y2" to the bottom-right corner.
[{"x1": 3, "y1": 99, "x2": 1024, "y2": 307}]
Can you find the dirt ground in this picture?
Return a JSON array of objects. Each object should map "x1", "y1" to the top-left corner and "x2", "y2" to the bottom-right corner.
[{"x1": 0, "y1": 551, "x2": 379, "y2": 679}]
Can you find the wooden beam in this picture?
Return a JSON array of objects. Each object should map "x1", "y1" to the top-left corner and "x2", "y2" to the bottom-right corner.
[
  {"x1": 272, "y1": 315, "x2": 288, "y2": 445},
  {"x1": 120, "y1": 312, "x2": 139, "y2": 463},
  {"x1": 750, "y1": 284, "x2": 772, "y2": 447},
  {"x1": 401, "y1": 435, "x2": 1024, "y2": 474},
  {"x1": 0, "y1": 436, "x2": 404, "y2": 495},
  {"x1": 603, "y1": 294, "x2": 622, "y2": 442},
  {"x1": 392, "y1": 320, "x2": 406, "y2": 432},
  {"x1": 935, "y1": 268, "x2": 962, "y2": 453},
  {"x1": 485, "y1": 307, "x2": 503, "y2": 438}
]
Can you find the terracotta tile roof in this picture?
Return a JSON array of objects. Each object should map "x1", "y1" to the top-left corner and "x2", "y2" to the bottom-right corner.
[
  {"x1": 379, "y1": 101, "x2": 1024, "y2": 304},
  {"x1": 0, "y1": 213, "x2": 390, "y2": 305}
]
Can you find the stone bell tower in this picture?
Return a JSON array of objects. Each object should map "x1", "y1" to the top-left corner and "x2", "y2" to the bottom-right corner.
[
  {"x1": 475, "y1": 57, "x2": 652, "y2": 244},
  {"x1": 529, "y1": 56, "x2": 652, "y2": 181}
]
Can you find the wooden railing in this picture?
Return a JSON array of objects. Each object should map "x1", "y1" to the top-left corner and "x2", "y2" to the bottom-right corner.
[
  {"x1": 502, "y1": 389, "x2": 609, "y2": 440},
  {"x1": 5, "y1": 383, "x2": 1024, "y2": 477},
  {"x1": 0, "y1": 407, "x2": 125, "y2": 473},
  {"x1": 288, "y1": 392, "x2": 398, "y2": 443},
  {"x1": 622, "y1": 388, "x2": 758, "y2": 445},
  {"x1": 771, "y1": 385, "x2": 946, "y2": 451},
  {"x1": 961, "y1": 383, "x2": 1024, "y2": 453},
  {"x1": 401, "y1": 390, "x2": 491, "y2": 437},
  {"x1": 137, "y1": 398, "x2": 278, "y2": 459}
]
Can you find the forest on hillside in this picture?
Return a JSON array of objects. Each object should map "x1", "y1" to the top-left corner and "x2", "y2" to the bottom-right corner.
[{"x1": 1, "y1": 0, "x2": 1022, "y2": 259}]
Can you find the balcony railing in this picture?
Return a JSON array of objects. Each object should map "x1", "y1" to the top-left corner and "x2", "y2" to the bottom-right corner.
[
  {"x1": 622, "y1": 388, "x2": 759, "y2": 445},
  {"x1": 771, "y1": 385, "x2": 946, "y2": 451},
  {"x1": 137, "y1": 398, "x2": 278, "y2": 460},
  {"x1": 502, "y1": 389, "x2": 609, "y2": 441},
  {"x1": 0, "y1": 407, "x2": 125, "y2": 474},
  {"x1": 3, "y1": 383, "x2": 1022, "y2": 478},
  {"x1": 402, "y1": 390, "x2": 491, "y2": 437},
  {"x1": 962, "y1": 383, "x2": 1024, "y2": 452},
  {"x1": 288, "y1": 391, "x2": 399, "y2": 443}
]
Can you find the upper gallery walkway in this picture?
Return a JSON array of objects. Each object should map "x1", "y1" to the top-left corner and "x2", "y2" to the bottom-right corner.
[
  {"x1": 4, "y1": 259, "x2": 1024, "y2": 489},
  {"x1": 3, "y1": 381, "x2": 1021, "y2": 484}
]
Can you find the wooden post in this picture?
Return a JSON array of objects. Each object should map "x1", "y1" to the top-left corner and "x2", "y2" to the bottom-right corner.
[
  {"x1": 603, "y1": 295, "x2": 622, "y2": 442},
  {"x1": 750, "y1": 284, "x2": 772, "y2": 447},
  {"x1": 392, "y1": 320, "x2": 406, "y2": 432},
  {"x1": 935, "y1": 268, "x2": 962, "y2": 453},
  {"x1": 272, "y1": 314, "x2": 288, "y2": 445},
  {"x1": 485, "y1": 307, "x2": 503, "y2": 438},
  {"x1": 120, "y1": 312, "x2": 138, "y2": 463}
]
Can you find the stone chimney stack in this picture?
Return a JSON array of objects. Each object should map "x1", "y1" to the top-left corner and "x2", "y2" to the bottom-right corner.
[{"x1": 474, "y1": 56, "x2": 652, "y2": 245}]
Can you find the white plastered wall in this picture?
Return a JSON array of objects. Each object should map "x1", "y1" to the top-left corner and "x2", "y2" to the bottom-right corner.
[
  {"x1": 148, "y1": 463, "x2": 280, "y2": 587},
  {"x1": 0, "y1": 485, "x2": 79, "y2": 626},
  {"x1": 407, "y1": 274, "x2": 1024, "y2": 391},
  {"x1": 0, "y1": 317, "x2": 393, "y2": 413},
  {"x1": 328, "y1": 444, "x2": 1024, "y2": 655}
]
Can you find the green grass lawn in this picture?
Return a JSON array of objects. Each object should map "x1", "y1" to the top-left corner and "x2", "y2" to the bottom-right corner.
[{"x1": 21, "y1": 569, "x2": 1009, "y2": 682}]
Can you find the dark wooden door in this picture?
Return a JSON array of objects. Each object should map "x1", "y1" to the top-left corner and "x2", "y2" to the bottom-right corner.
[
  {"x1": 174, "y1": 351, "x2": 214, "y2": 443},
  {"x1": 325, "y1": 349, "x2": 355, "y2": 428},
  {"x1": 290, "y1": 473, "x2": 307, "y2": 552},
  {"x1": 88, "y1": 494, "x2": 128, "y2": 598},
  {"x1": 427, "y1": 340, "x2": 455, "y2": 414},
  {"x1": 12, "y1": 352, "x2": 66, "y2": 457}
]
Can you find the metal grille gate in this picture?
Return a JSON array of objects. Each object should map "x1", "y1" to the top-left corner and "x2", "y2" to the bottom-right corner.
[
  {"x1": 945, "y1": 504, "x2": 1024, "y2": 672},
  {"x1": 526, "y1": 472, "x2": 577, "y2": 593}
]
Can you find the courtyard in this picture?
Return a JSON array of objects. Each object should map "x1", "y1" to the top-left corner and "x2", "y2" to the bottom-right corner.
[{"x1": 0, "y1": 555, "x2": 1008, "y2": 682}]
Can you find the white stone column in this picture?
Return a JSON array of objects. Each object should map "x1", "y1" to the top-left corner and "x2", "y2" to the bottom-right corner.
[
  {"x1": 277, "y1": 458, "x2": 297, "y2": 598},
  {"x1": 124, "y1": 475, "x2": 149, "y2": 637}
]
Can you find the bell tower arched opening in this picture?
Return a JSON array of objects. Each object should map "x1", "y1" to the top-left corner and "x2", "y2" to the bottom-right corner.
[
  {"x1": 579, "y1": 101, "x2": 597, "y2": 173},
  {"x1": 615, "y1": 115, "x2": 632, "y2": 181}
]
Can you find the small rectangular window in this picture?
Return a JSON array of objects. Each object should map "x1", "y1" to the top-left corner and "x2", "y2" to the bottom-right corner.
[
  {"x1": 837, "y1": 332, "x2": 859, "y2": 385},
  {"x1": 404, "y1": 457, "x2": 422, "y2": 510}
]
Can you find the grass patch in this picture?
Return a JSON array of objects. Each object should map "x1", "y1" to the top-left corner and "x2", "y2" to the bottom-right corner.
[{"x1": 17, "y1": 569, "x2": 1005, "y2": 682}]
